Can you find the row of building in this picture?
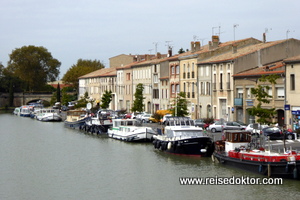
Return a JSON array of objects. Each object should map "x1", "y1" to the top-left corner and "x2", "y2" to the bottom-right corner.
[{"x1": 78, "y1": 35, "x2": 300, "y2": 130}]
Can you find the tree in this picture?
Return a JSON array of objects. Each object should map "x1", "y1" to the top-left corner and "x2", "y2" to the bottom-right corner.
[
  {"x1": 62, "y1": 59, "x2": 104, "y2": 91},
  {"x1": 7, "y1": 45, "x2": 61, "y2": 91},
  {"x1": 247, "y1": 74, "x2": 280, "y2": 125},
  {"x1": 170, "y1": 92, "x2": 189, "y2": 117},
  {"x1": 56, "y1": 83, "x2": 61, "y2": 103},
  {"x1": 131, "y1": 83, "x2": 145, "y2": 113},
  {"x1": 178, "y1": 48, "x2": 186, "y2": 54},
  {"x1": 75, "y1": 91, "x2": 95, "y2": 108},
  {"x1": 100, "y1": 90, "x2": 112, "y2": 109}
]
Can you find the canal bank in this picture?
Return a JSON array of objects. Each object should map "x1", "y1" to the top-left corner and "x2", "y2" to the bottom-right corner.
[{"x1": 1, "y1": 113, "x2": 300, "y2": 200}]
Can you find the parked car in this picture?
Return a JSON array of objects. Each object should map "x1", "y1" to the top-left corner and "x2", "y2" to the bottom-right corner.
[
  {"x1": 194, "y1": 119, "x2": 206, "y2": 129},
  {"x1": 124, "y1": 113, "x2": 132, "y2": 119},
  {"x1": 261, "y1": 127, "x2": 296, "y2": 140},
  {"x1": 149, "y1": 116, "x2": 160, "y2": 123},
  {"x1": 246, "y1": 123, "x2": 269, "y2": 135},
  {"x1": 140, "y1": 114, "x2": 152, "y2": 123},
  {"x1": 223, "y1": 121, "x2": 246, "y2": 131},
  {"x1": 207, "y1": 121, "x2": 224, "y2": 133}
]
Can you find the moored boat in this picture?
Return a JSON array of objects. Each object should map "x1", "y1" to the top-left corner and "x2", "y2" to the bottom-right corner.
[
  {"x1": 35, "y1": 108, "x2": 62, "y2": 122},
  {"x1": 152, "y1": 117, "x2": 214, "y2": 156},
  {"x1": 213, "y1": 130, "x2": 300, "y2": 179},
  {"x1": 82, "y1": 110, "x2": 113, "y2": 134},
  {"x1": 64, "y1": 110, "x2": 90, "y2": 128},
  {"x1": 20, "y1": 105, "x2": 34, "y2": 117},
  {"x1": 107, "y1": 118, "x2": 156, "y2": 142}
]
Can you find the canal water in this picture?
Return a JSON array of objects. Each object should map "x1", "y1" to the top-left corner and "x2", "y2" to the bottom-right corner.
[{"x1": 1, "y1": 113, "x2": 300, "y2": 200}]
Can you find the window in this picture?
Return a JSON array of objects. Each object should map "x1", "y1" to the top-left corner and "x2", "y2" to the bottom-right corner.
[
  {"x1": 176, "y1": 84, "x2": 180, "y2": 93},
  {"x1": 126, "y1": 73, "x2": 131, "y2": 81},
  {"x1": 291, "y1": 74, "x2": 295, "y2": 90},
  {"x1": 276, "y1": 87, "x2": 284, "y2": 99},
  {"x1": 172, "y1": 84, "x2": 175, "y2": 94},
  {"x1": 237, "y1": 88, "x2": 243, "y2": 98},
  {"x1": 176, "y1": 65, "x2": 179, "y2": 74},
  {"x1": 220, "y1": 73, "x2": 223, "y2": 90},
  {"x1": 171, "y1": 66, "x2": 175, "y2": 74}
]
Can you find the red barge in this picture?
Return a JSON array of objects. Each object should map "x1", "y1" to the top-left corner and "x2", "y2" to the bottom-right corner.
[{"x1": 213, "y1": 131, "x2": 300, "y2": 180}]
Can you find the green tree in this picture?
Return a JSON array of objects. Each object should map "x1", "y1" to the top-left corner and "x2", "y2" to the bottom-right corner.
[
  {"x1": 247, "y1": 74, "x2": 280, "y2": 125},
  {"x1": 170, "y1": 92, "x2": 189, "y2": 117},
  {"x1": 56, "y1": 83, "x2": 61, "y2": 103},
  {"x1": 100, "y1": 90, "x2": 112, "y2": 109},
  {"x1": 7, "y1": 45, "x2": 60, "y2": 91},
  {"x1": 62, "y1": 59, "x2": 104, "y2": 91},
  {"x1": 75, "y1": 91, "x2": 95, "y2": 108},
  {"x1": 178, "y1": 48, "x2": 185, "y2": 54},
  {"x1": 131, "y1": 83, "x2": 145, "y2": 113}
]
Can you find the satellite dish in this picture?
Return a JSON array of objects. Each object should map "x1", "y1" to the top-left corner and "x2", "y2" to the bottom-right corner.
[{"x1": 86, "y1": 103, "x2": 92, "y2": 110}]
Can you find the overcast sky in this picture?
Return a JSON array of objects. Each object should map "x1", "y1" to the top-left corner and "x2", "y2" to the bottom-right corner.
[{"x1": 1, "y1": 0, "x2": 299, "y2": 78}]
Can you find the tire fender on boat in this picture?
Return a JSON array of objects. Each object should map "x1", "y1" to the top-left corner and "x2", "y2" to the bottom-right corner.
[
  {"x1": 211, "y1": 154, "x2": 215, "y2": 162},
  {"x1": 167, "y1": 142, "x2": 172, "y2": 150}
]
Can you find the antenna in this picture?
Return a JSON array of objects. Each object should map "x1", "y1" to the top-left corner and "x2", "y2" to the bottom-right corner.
[
  {"x1": 212, "y1": 26, "x2": 218, "y2": 35},
  {"x1": 199, "y1": 38, "x2": 207, "y2": 45},
  {"x1": 165, "y1": 41, "x2": 173, "y2": 51},
  {"x1": 233, "y1": 24, "x2": 239, "y2": 41},
  {"x1": 153, "y1": 42, "x2": 158, "y2": 55},
  {"x1": 193, "y1": 35, "x2": 199, "y2": 41},
  {"x1": 148, "y1": 49, "x2": 153, "y2": 54}
]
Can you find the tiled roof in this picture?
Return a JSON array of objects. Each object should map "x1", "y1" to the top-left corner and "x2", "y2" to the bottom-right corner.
[
  {"x1": 233, "y1": 61, "x2": 285, "y2": 77},
  {"x1": 197, "y1": 39, "x2": 286, "y2": 64},
  {"x1": 79, "y1": 67, "x2": 117, "y2": 79},
  {"x1": 284, "y1": 54, "x2": 300, "y2": 63}
]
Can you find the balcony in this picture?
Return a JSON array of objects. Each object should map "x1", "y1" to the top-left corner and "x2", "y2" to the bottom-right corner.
[{"x1": 234, "y1": 98, "x2": 243, "y2": 106}]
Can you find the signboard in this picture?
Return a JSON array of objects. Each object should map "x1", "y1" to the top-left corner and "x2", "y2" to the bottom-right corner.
[{"x1": 284, "y1": 104, "x2": 290, "y2": 111}]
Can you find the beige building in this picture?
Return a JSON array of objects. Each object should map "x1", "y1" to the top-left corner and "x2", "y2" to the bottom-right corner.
[
  {"x1": 284, "y1": 55, "x2": 300, "y2": 130},
  {"x1": 233, "y1": 62, "x2": 285, "y2": 125},
  {"x1": 78, "y1": 68, "x2": 117, "y2": 109},
  {"x1": 198, "y1": 38, "x2": 300, "y2": 121}
]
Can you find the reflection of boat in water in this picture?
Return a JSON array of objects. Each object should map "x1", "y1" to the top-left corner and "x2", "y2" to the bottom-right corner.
[
  {"x1": 152, "y1": 117, "x2": 214, "y2": 157},
  {"x1": 64, "y1": 110, "x2": 89, "y2": 128},
  {"x1": 213, "y1": 130, "x2": 300, "y2": 179},
  {"x1": 35, "y1": 109, "x2": 62, "y2": 122},
  {"x1": 107, "y1": 119, "x2": 156, "y2": 142},
  {"x1": 82, "y1": 110, "x2": 113, "y2": 134}
]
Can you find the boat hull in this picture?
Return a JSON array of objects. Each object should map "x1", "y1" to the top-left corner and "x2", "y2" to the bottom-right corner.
[
  {"x1": 153, "y1": 137, "x2": 214, "y2": 157},
  {"x1": 64, "y1": 118, "x2": 88, "y2": 129},
  {"x1": 108, "y1": 129, "x2": 156, "y2": 142},
  {"x1": 213, "y1": 152, "x2": 300, "y2": 179}
]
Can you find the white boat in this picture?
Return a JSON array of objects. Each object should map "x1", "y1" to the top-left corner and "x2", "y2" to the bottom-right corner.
[
  {"x1": 13, "y1": 107, "x2": 21, "y2": 116},
  {"x1": 35, "y1": 108, "x2": 62, "y2": 122},
  {"x1": 152, "y1": 117, "x2": 214, "y2": 156},
  {"x1": 107, "y1": 119, "x2": 156, "y2": 142},
  {"x1": 20, "y1": 105, "x2": 34, "y2": 117}
]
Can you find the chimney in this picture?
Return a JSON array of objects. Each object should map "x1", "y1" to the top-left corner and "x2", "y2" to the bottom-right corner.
[
  {"x1": 167, "y1": 48, "x2": 172, "y2": 57},
  {"x1": 232, "y1": 43, "x2": 237, "y2": 54},
  {"x1": 212, "y1": 35, "x2": 219, "y2": 48},
  {"x1": 209, "y1": 41, "x2": 213, "y2": 50},
  {"x1": 190, "y1": 41, "x2": 195, "y2": 52},
  {"x1": 145, "y1": 54, "x2": 150, "y2": 61},
  {"x1": 263, "y1": 32, "x2": 266, "y2": 43},
  {"x1": 195, "y1": 41, "x2": 201, "y2": 51},
  {"x1": 156, "y1": 52, "x2": 161, "y2": 59}
]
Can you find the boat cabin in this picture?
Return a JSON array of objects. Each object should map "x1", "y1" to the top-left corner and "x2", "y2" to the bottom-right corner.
[
  {"x1": 112, "y1": 119, "x2": 140, "y2": 127},
  {"x1": 224, "y1": 131, "x2": 251, "y2": 153},
  {"x1": 164, "y1": 117, "x2": 195, "y2": 126}
]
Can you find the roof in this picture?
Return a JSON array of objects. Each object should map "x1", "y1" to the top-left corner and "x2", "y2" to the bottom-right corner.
[
  {"x1": 284, "y1": 54, "x2": 300, "y2": 63},
  {"x1": 197, "y1": 39, "x2": 287, "y2": 65},
  {"x1": 233, "y1": 61, "x2": 285, "y2": 78},
  {"x1": 79, "y1": 67, "x2": 117, "y2": 79}
]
